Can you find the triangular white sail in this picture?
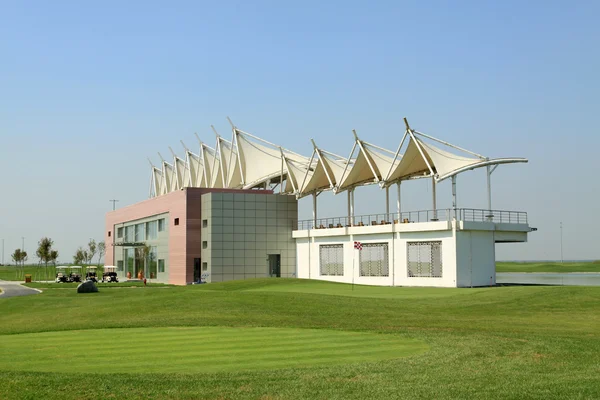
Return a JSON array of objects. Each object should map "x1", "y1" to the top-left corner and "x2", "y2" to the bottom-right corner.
[
  {"x1": 162, "y1": 162, "x2": 174, "y2": 194},
  {"x1": 416, "y1": 138, "x2": 482, "y2": 179},
  {"x1": 300, "y1": 149, "x2": 350, "y2": 196},
  {"x1": 385, "y1": 137, "x2": 433, "y2": 183},
  {"x1": 174, "y1": 157, "x2": 186, "y2": 190}
]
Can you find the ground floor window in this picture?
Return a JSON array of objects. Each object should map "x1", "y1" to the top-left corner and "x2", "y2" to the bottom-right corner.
[
  {"x1": 359, "y1": 243, "x2": 389, "y2": 277},
  {"x1": 319, "y1": 244, "x2": 344, "y2": 276},
  {"x1": 407, "y1": 241, "x2": 443, "y2": 277},
  {"x1": 117, "y1": 260, "x2": 124, "y2": 272},
  {"x1": 158, "y1": 259, "x2": 165, "y2": 273}
]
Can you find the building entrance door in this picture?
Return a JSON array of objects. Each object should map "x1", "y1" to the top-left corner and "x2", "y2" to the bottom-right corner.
[
  {"x1": 194, "y1": 258, "x2": 201, "y2": 282},
  {"x1": 268, "y1": 254, "x2": 281, "y2": 277}
]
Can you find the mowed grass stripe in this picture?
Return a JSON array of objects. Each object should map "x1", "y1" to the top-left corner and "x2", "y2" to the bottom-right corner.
[{"x1": 0, "y1": 327, "x2": 426, "y2": 374}]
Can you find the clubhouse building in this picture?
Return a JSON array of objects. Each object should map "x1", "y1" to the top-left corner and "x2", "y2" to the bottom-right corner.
[{"x1": 104, "y1": 118, "x2": 533, "y2": 287}]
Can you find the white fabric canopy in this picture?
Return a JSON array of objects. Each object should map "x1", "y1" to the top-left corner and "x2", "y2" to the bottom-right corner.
[
  {"x1": 149, "y1": 122, "x2": 527, "y2": 198},
  {"x1": 385, "y1": 135, "x2": 483, "y2": 184},
  {"x1": 161, "y1": 162, "x2": 174, "y2": 194},
  {"x1": 337, "y1": 141, "x2": 397, "y2": 192},
  {"x1": 200, "y1": 144, "x2": 220, "y2": 188},
  {"x1": 152, "y1": 167, "x2": 163, "y2": 197},
  {"x1": 300, "y1": 150, "x2": 350, "y2": 196},
  {"x1": 174, "y1": 157, "x2": 186, "y2": 190}
]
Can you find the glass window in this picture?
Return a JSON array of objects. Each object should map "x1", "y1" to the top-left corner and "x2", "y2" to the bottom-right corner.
[
  {"x1": 158, "y1": 219, "x2": 165, "y2": 232},
  {"x1": 146, "y1": 221, "x2": 157, "y2": 240},
  {"x1": 117, "y1": 227, "x2": 123, "y2": 239},
  {"x1": 174, "y1": 218, "x2": 180, "y2": 226},
  {"x1": 135, "y1": 223, "x2": 145, "y2": 242},
  {"x1": 319, "y1": 244, "x2": 344, "y2": 276},
  {"x1": 125, "y1": 226, "x2": 134, "y2": 242},
  {"x1": 202, "y1": 262, "x2": 208, "y2": 271},
  {"x1": 359, "y1": 243, "x2": 389, "y2": 277},
  {"x1": 202, "y1": 241, "x2": 208, "y2": 249},
  {"x1": 125, "y1": 248, "x2": 135, "y2": 277},
  {"x1": 407, "y1": 241, "x2": 442, "y2": 278},
  {"x1": 149, "y1": 246, "x2": 158, "y2": 279},
  {"x1": 117, "y1": 260, "x2": 124, "y2": 271},
  {"x1": 158, "y1": 259, "x2": 165, "y2": 273},
  {"x1": 202, "y1": 219, "x2": 208, "y2": 228}
]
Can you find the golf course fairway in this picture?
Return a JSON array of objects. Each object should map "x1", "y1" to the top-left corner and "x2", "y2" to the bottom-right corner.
[{"x1": 0, "y1": 326, "x2": 428, "y2": 374}]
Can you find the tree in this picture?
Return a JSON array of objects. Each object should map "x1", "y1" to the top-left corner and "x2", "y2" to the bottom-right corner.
[
  {"x1": 73, "y1": 247, "x2": 86, "y2": 265},
  {"x1": 36, "y1": 237, "x2": 55, "y2": 280},
  {"x1": 50, "y1": 250, "x2": 59, "y2": 265},
  {"x1": 87, "y1": 239, "x2": 97, "y2": 266},
  {"x1": 97, "y1": 241, "x2": 105, "y2": 265},
  {"x1": 11, "y1": 249, "x2": 22, "y2": 266},
  {"x1": 21, "y1": 251, "x2": 28, "y2": 266}
]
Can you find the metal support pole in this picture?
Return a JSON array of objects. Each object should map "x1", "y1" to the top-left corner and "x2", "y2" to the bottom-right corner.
[
  {"x1": 347, "y1": 190, "x2": 351, "y2": 226},
  {"x1": 385, "y1": 186, "x2": 390, "y2": 222},
  {"x1": 432, "y1": 177, "x2": 437, "y2": 220},
  {"x1": 312, "y1": 193, "x2": 317, "y2": 229},
  {"x1": 397, "y1": 182, "x2": 401, "y2": 221},
  {"x1": 486, "y1": 165, "x2": 492, "y2": 221},
  {"x1": 350, "y1": 189, "x2": 355, "y2": 225},
  {"x1": 452, "y1": 175, "x2": 457, "y2": 220},
  {"x1": 560, "y1": 222, "x2": 564, "y2": 263}
]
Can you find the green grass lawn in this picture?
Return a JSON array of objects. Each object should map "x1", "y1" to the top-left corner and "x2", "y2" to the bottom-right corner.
[
  {"x1": 496, "y1": 261, "x2": 600, "y2": 273},
  {"x1": 0, "y1": 279, "x2": 599, "y2": 399}
]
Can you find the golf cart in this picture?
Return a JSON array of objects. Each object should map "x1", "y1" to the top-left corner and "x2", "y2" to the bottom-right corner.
[
  {"x1": 102, "y1": 266, "x2": 119, "y2": 283},
  {"x1": 69, "y1": 266, "x2": 83, "y2": 283},
  {"x1": 85, "y1": 266, "x2": 98, "y2": 282},
  {"x1": 55, "y1": 266, "x2": 69, "y2": 283}
]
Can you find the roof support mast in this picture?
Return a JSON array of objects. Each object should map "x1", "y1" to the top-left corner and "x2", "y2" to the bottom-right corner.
[
  {"x1": 486, "y1": 164, "x2": 493, "y2": 221},
  {"x1": 452, "y1": 175, "x2": 457, "y2": 220},
  {"x1": 397, "y1": 182, "x2": 401, "y2": 219}
]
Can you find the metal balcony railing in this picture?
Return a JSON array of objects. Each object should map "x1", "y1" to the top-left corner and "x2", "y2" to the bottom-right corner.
[{"x1": 295, "y1": 208, "x2": 528, "y2": 231}]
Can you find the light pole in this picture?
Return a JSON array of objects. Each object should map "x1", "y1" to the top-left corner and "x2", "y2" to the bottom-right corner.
[
  {"x1": 560, "y1": 222, "x2": 564, "y2": 263},
  {"x1": 109, "y1": 199, "x2": 119, "y2": 211},
  {"x1": 2, "y1": 238, "x2": 4, "y2": 266}
]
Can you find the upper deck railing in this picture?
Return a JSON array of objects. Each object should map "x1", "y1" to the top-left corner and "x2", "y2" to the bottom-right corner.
[{"x1": 295, "y1": 208, "x2": 528, "y2": 231}]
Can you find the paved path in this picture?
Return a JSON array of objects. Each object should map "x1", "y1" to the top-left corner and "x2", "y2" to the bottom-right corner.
[{"x1": 0, "y1": 280, "x2": 41, "y2": 298}]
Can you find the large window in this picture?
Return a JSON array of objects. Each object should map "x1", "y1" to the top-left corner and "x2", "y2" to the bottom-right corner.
[
  {"x1": 125, "y1": 248, "x2": 135, "y2": 277},
  {"x1": 407, "y1": 241, "x2": 443, "y2": 278},
  {"x1": 359, "y1": 243, "x2": 389, "y2": 277},
  {"x1": 125, "y1": 226, "x2": 134, "y2": 242},
  {"x1": 146, "y1": 220, "x2": 158, "y2": 240},
  {"x1": 148, "y1": 246, "x2": 158, "y2": 278},
  {"x1": 117, "y1": 260, "x2": 124, "y2": 272},
  {"x1": 135, "y1": 223, "x2": 145, "y2": 242},
  {"x1": 158, "y1": 259, "x2": 165, "y2": 273},
  {"x1": 319, "y1": 244, "x2": 344, "y2": 276}
]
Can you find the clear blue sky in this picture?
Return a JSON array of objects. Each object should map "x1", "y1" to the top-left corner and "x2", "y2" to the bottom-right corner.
[{"x1": 1, "y1": 0, "x2": 598, "y2": 263}]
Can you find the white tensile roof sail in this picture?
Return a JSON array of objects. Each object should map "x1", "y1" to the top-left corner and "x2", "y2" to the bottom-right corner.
[
  {"x1": 184, "y1": 149, "x2": 204, "y2": 188},
  {"x1": 216, "y1": 136, "x2": 242, "y2": 188},
  {"x1": 173, "y1": 155, "x2": 187, "y2": 190},
  {"x1": 160, "y1": 159, "x2": 174, "y2": 195},
  {"x1": 199, "y1": 143, "x2": 220, "y2": 189},
  {"x1": 383, "y1": 121, "x2": 527, "y2": 185},
  {"x1": 147, "y1": 118, "x2": 528, "y2": 198},
  {"x1": 298, "y1": 143, "x2": 351, "y2": 197},
  {"x1": 234, "y1": 129, "x2": 309, "y2": 189},
  {"x1": 385, "y1": 137, "x2": 436, "y2": 183},
  {"x1": 336, "y1": 133, "x2": 398, "y2": 193},
  {"x1": 282, "y1": 156, "x2": 313, "y2": 194},
  {"x1": 151, "y1": 166, "x2": 164, "y2": 197}
]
